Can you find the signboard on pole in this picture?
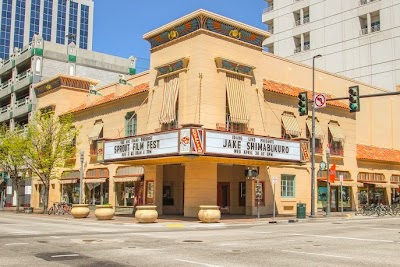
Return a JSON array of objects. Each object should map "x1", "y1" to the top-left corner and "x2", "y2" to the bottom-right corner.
[
  {"x1": 272, "y1": 176, "x2": 277, "y2": 184},
  {"x1": 314, "y1": 93, "x2": 326, "y2": 109}
]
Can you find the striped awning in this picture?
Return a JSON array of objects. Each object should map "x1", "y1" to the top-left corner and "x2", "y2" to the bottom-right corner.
[
  {"x1": 113, "y1": 177, "x2": 140, "y2": 183},
  {"x1": 364, "y1": 182, "x2": 388, "y2": 188},
  {"x1": 114, "y1": 166, "x2": 144, "y2": 183},
  {"x1": 328, "y1": 122, "x2": 345, "y2": 142},
  {"x1": 159, "y1": 74, "x2": 179, "y2": 124},
  {"x1": 306, "y1": 118, "x2": 324, "y2": 139},
  {"x1": 281, "y1": 113, "x2": 301, "y2": 137},
  {"x1": 390, "y1": 183, "x2": 399, "y2": 189},
  {"x1": 59, "y1": 179, "x2": 78, "y2": 184},
  {"x1": 226, "y1": 73, "x2": 249, "y2": 124},
  {"x1": 88, "y1": 122, "x2": 103, "y2": 141},
  {"x1": 84, "y1": 178, "x2": 107, "y2": 184}
]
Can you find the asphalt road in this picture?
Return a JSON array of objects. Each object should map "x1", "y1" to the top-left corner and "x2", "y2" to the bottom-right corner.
[{"x1": 1, "y1": 213, "x2": 400, "y2": 266}]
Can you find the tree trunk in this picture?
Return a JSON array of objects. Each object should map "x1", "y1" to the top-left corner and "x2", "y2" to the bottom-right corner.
[
  {"x1": 43, "y1": 183, "x2": 49, "y2": 213},
  {"x1": 14, "y1": 179, "x2": 19, "y2": 213}
]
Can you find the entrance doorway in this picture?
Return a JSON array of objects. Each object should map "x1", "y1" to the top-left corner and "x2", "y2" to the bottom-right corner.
[{"x1": 217, "y1": 182, "x2": 230, "y2": 214}]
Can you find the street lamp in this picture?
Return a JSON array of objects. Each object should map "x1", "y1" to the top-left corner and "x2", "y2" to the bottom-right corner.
[
  {"x1": 79, "y1": 150, "x2": 84, "y2": 204},
  {"x1": 310, "y1": 54, "x2": 322, "y2": 218},
  {"x1": 326, "y1": 146, "x2": 331, "y2": 217}
]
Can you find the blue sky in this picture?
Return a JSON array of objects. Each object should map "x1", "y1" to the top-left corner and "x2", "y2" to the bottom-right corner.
[{"x1": 93, "y1": 1, "x2": 267, "y2": 72}]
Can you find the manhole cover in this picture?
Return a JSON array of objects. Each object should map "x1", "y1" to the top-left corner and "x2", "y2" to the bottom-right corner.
[{"x1": 182, "y1": 240, "x2": 203, "y2": 243}]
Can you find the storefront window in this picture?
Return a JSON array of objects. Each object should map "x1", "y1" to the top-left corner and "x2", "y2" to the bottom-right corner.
[
  {"x1": 339, "y1": 187, "x2": 351, "y2": 208},
  {"x1": 61, "y1": 183, "x2": 80, "y2": 204},
  {"x1": 85, "y1": 182, "x2": 109, "y2": 205},
  {"x1": 318, "y1": 186, "x2": 327, "y2": 209},
  {"x1": 115, "y1": 182, "x2": 135, "y2": 206}
]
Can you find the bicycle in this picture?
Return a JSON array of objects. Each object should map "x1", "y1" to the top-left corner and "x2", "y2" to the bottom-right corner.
[{"x1": 48, "y1": 202, "x2": 64, "y2": 215}]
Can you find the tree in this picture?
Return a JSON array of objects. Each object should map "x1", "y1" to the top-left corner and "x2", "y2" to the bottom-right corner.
[
  {"x1": 0, "y1": 125, "x2": 29, "y2": 212},
  {"x1": 25, "y1": 112, "x2": 78, "y2": 212}
]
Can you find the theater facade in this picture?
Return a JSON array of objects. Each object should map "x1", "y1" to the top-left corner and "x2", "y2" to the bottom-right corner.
[{"x1": 29, "y1": 10, "x2": 400, "y2": 217}]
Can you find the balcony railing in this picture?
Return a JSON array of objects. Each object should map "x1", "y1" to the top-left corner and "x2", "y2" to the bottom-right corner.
[
  {"x1": 295, "y1": 19, "x2": 301, "y2": 26},
  {"x1": 360, "y1": 0, "x2": 368, "y2": 5},
  {"x1": 15, "y1": 69, "x2": 32, "y2": 82},
  {"x1": 15, "y1": 96, "x2": 30, "y2": 108},
  {"x1": 1, "y1": 79, "x2": 11, "y2": 90},
  {"x1": 294, "y1": 46, "x2": 301, "y2": 53},
  {"x1": 267, "y1": 28, "x2": 274, "y2": 34},
  {"x1": 371, "y1": 24, "x2": 380, "y2": 33},
  {"x1": 303, "y1": 17, "x2": 310, "y2": 24},
  {"x1": 304, "y1": 44, "x2": 310, "y2": 51},
  {"x1": 263, "y1": 5, "x2": 273, "y2": 13},
  {"x1": 0, "y1": 105, "x2": 10, "y2": 114}
]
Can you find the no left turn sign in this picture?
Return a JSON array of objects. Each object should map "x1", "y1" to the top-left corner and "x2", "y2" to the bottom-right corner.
[{"x1": 314, "y1": 93, "x2": 326, "y2": 109}]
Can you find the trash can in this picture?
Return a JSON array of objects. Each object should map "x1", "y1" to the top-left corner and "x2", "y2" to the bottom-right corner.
[{"x1": 296, "y1": 203, "x2": 306, "y2": 219}]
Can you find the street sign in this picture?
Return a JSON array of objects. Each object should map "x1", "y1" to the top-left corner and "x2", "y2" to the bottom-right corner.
[
  {"x1": 272, "y1": 176, "x2": 277, "y2": 184},
  {"x1": 314, "y1": 93, "x2": 326, "y2": 109}
]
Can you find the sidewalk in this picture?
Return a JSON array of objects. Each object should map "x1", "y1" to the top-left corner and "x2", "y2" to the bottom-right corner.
[{"x1": 1, "y1": 209, "x2": 358, "y2": 225}]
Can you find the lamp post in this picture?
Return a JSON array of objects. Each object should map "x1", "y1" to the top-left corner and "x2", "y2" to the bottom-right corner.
[
  {"x1": 79, "y1": 150, "x2": 84, "y2": 204},
  {"x1": 311, "y1": 54, "x2": 322, "y2": 218},
  {"x1": 326, "y1": 146, "x2": 331, "y2": 217}
]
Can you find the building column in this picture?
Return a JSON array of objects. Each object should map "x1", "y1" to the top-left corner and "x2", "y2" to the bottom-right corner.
[
  {"x1": 367, "y1": 13, "x2": 371, "y2": 34},
  {"x1": 300, "y1": 34, "x2": 304, "y2": 52},
  {"x1": 300, "y1": 8, "x2": 304, "y2": 25},
  {"x1": 184, "y1": 161, "x2": 217, "y2": 217},
  {"x1": 144, "y1": 165, "x2": 163, "y2": 215}
]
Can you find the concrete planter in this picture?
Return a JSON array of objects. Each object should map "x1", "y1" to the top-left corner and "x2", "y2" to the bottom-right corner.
[
  {"x1": 71, "y1": 204, "x2": 90, "y2": 219},
  {"x1": 94, "y1": 205, "x2": 115, "y2": 220},
  {"x1": 198, "y1": 205, "x2": 221, "y2": 223},
  {"x1": 135, "y1": 205, "x2": 158, "y2": 223}
]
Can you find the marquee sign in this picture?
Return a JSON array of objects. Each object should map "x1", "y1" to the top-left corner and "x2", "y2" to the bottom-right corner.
[
  {"x1": 101, "y1": 128, "x2": 305, "y2": 163},
  {"x1": 103, "y1": 131, "x2": 179, "y2": 161},
  {"x1": 205, "y1": 131, "x2": 301, "y2": 162}
]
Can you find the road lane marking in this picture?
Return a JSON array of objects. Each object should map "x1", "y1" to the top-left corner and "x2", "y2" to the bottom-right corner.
[
  {"x1": 4, "y1": 243, "x2": 29, "y2": 246},
  {"x1": 291, "y1": 233, "x2": 395, "y2": 243},
  {"x1": 175, "y1": 259, "x2": 223, "y2": 267},
  {"x1": 51, "y1": 254, "x2": 80, "y2": 258},
  {"x1": 281, "y1": 250, "x2": 352, "y2": 259},
  {"x1": 362, "y1": 227, "x2": 400, "y2": 231}
]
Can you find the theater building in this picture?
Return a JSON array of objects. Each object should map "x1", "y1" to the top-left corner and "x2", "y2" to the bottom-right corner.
[{"x1": 30, "y1": 9, "x2": 400, "y2": 217}]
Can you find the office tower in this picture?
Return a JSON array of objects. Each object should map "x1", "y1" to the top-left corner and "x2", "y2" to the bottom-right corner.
[
  {"x1": 0, "y1": 0, "x2": 94, "y2": 60},
  {"x1": 262, "y1": 0, "x2": 400, "y2": 91}
]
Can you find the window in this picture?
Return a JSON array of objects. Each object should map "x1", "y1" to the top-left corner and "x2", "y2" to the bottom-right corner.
[
  {"x1": 0, "y1": 0, "x2": 12, "y2": 60},
  {"x1": 281, "y1": 175, "x2": 295, "y2": 197},
  {"x1": 281, "y1": 112, "x2": 301, "y2": 139},
  {"x1": 42, "y1": 0, "x2": 53, "y2": 41},
  {"x1": 306, "y1": 118, "x2": 323, "y2": 153},
  {"x1": 56, "y1": 0, "x2": 66, "y2": 44},
  {"x1": 357, "y1": 173, "x2": 385, "y2": 182},
  {"x1": 14, "y1": 0, "x2": 26, "y2": 49},
  {"x1": 68, "y1": 1, "x2": 78, "y2": 43},
  {"x1": 328, "y1": 122, "x2": 344, "y2": 156},
  {"x1": 30, "y1": 0, "x2": 41, "y2": 40},
  {"x1": 89, "y1": 120, "x2": 103, "y2": 156},
  {"x1": 79, "y1": 5, "x2": 89, "y2": 49},
  {"x1": 125, "y1": 112, "x2": 137, "y2": 137},
  {"x1": 159, "y1": 74, "x2": 179, "y2": 130}
]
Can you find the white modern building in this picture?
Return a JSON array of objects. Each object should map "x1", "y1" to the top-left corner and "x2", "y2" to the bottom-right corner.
[
  {"x1": 0, "y1": 0, "x2": 94, "y2": 60},
  {"x1": 262, "y1": 0, "x2": 400, "y2": 91}
]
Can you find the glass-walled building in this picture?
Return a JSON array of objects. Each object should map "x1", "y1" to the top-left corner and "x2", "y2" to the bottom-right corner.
[{"x1": 0, "y1": 0, "x2": 94, "y2": 60}]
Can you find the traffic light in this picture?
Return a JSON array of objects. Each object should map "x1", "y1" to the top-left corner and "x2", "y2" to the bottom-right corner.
[
  {"x1": 348, "y1": 86, "x2": 360, "y2": 112},
  {"x1": 298, "y1": 91, "x2": 308, "y2": 116}
]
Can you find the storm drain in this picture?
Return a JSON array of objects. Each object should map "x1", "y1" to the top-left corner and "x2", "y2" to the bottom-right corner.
[{"x1": 36, "y1": 252, "x2": 86, "y2": 261}]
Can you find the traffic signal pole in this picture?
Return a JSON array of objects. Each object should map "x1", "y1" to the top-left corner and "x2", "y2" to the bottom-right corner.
[{"x1": 323, "y1": 91, "x2": 400, "y2": 102}]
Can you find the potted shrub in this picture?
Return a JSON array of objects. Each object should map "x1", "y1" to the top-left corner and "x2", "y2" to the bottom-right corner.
[
  {"x1": 94, "y1": 203, "x2": 115, "y2": 220},
  {"x1": 71, "y1": 204, "x2": 90, "y2": 218},
  {"x1": 135, "y1": 205, "x2": 158, "y2": 223}
]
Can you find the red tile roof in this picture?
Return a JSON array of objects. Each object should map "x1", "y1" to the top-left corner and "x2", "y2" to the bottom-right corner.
[
  {"x1": 263, "y1": 79, "x2": 348, "y2": 109},
  {"x1": 67, "y1": 82, "x2": 149, "y2": 114},
  {"x1": 357, "y1": 144, "x2": 400, "y2": 164}
]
